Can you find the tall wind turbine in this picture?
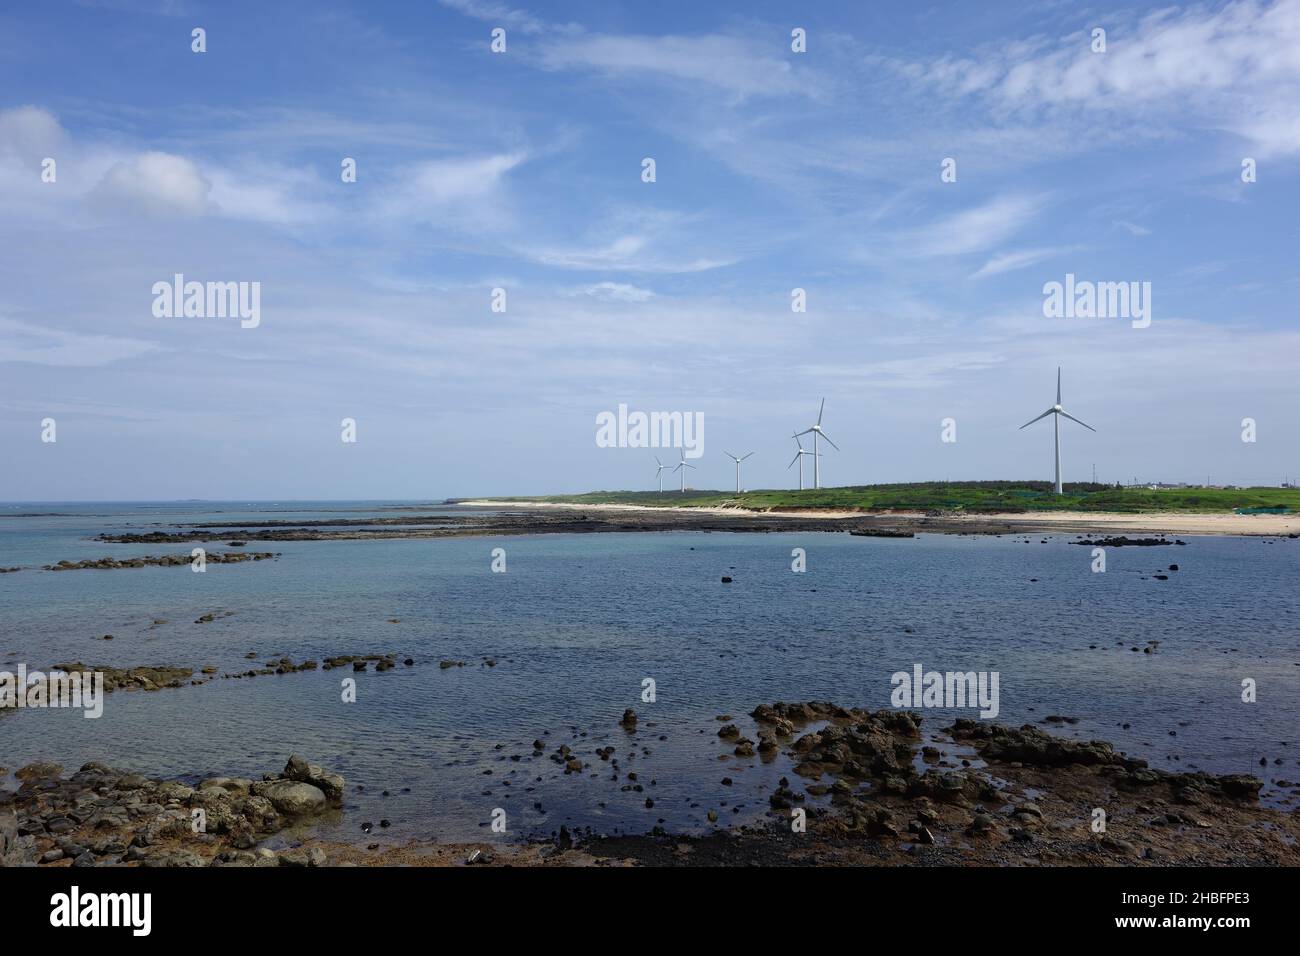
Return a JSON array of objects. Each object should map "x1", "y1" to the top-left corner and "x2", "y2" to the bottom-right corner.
[
  {"x1": 671, "y1": 451, "x2": 695, "y2": 492},
  {"x1": 787, "y1": 433, "x2": 817, "y2": 491},
  {"x1": 1019, "y1": 367, "x2": 1096, "y2": 494},
  {"x1": 723, "y1": 451, "x2": 754, "y2": 493},
  {"x1": 653, "y1": 456, "x2": 667, "y2": 492},
  {"x1": 795, "y1": 399, "x2": 839, "y2": 490}
]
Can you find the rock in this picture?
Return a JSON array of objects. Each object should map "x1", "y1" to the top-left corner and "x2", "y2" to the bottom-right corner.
[
  {"x1": 278, "y1": 847, "x2": 327, "y2": 867},
  {"x1": 15, "y1": 761, "x2": 62, "y2": 782},
  {"x1": 282, "y1": 756, "x2": 345, "y2": 801},
  {"x1": 253, "y1": 780, "x2": 328, "y2": 816}
]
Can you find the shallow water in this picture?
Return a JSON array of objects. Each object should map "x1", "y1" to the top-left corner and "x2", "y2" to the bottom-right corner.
[{"x1": 2, "y1": 501, "x2": 1297, "y2": 843}]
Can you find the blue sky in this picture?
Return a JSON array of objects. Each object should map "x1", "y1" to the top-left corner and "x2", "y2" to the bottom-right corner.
[{"x1": 2, "y1": 0, "x2": 1298, "y2": 499}]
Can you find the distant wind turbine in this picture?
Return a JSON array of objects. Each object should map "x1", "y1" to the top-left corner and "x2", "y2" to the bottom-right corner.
[
  {"x1": 671, "y1": 451, "x2": 695, "y2": 492},
  {"x1": 723, "y1": 451, "x2": 754, "y2": 493},
  {"x1": 787, "y1": 433, "x2": 818, "y2": 491},
  {"x1": 795, "y1": 399, "x2": 838, "y2": 490},
  {"x1": 1019, "y1": 367, "x2": 1096, "y2": 494},
  {"x1": 653, "y1": 456, "x2": 667, "y2": 492}
]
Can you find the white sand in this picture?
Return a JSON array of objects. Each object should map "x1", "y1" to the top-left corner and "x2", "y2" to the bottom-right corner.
[{"x1": 456, "y1": 499, "x2": 1298, "y2": 536}]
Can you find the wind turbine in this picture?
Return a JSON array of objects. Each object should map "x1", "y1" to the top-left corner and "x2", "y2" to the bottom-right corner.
[
  {"x1": 671, "y1": 451, "x2": 695, "y2": 492},
  {"x1": 795, "y1": 399, "x2": 838, "y2": 490},
  {"x1": 787, "y1": 433, "x2": 818, "y2": 491},
  {"x1": 1019, "y1": 367, "x2": 1096, "y2": 494},
  {"x1": 723, "y1": 451, "x2": 754, "y2": 493},
  {"x1": 653, "y1": 456, "x2": 667, "y2": 492}
]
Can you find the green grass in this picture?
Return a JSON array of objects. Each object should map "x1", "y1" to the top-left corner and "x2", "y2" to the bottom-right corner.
[{"x1": 471, "y1": 481, "x2": 1300, "y2": 514}]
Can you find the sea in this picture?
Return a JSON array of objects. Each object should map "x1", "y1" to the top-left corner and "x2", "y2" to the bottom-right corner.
[{"x1": 2, "y1": 500, "x2": 1297, "y2": 845}]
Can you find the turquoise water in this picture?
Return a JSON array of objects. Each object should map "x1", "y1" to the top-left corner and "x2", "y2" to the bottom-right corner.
[{"x1": 2, "y1": 501, "x2": 1298, "y2": 843}]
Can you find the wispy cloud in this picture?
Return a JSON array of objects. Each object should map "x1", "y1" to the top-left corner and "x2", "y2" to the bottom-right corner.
[
  {"x1": 970, "y1": 245, "x2": 1072, "y2": 278},
  {"x1": 0, "y1": 317, "x2": 161, "y2": 367},
  {"x1": 905, "y1": 194, "x2": 1047, "y2": 258}
]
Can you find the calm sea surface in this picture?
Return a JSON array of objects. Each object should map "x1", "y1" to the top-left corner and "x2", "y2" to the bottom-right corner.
[{"x1": 2, "y1": 501, "x2": 1297, "y2": 843}]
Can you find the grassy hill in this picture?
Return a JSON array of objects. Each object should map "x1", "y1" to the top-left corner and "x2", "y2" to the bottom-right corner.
[{"x1": 471, "y1": 481, "x2": 1300, "y2": 514}]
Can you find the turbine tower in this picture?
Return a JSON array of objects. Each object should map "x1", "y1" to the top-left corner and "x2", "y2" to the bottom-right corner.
[
  {"x1": 787, "y1": 433, "x2": 817, "y2": 491},
  {"x1": 653, "y1": 456, "x2": 667, "y2": 492},
  {"x1": 671, "y1": 451, "x2": 695, "y2": 492},
  {"x1": 723, "y1": 451, "x2": 754, "y2": 493},
  {"x1": 1019, "y1": 367, "x2": 1096, "y2": 494},
  {"x1": 795, "y1": 399, "x2": 838, "y2": 490}
]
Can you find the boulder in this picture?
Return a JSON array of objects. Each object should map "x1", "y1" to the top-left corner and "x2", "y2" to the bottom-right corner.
[{"x1": 253, "y1": 780, "x2": 327, "y2": 816}]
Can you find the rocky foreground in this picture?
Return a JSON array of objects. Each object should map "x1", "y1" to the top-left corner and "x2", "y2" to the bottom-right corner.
[
  {"x1": 4, "y1": 702, "x2": 1297, "y2": 867},
  {"x1": 1, "y1": 756, "x2": 344, "y2": 867}
]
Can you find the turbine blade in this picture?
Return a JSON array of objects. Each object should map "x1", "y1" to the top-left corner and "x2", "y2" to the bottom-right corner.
[
  {"x1": 819, "y1": 432, "x2": 840, "y2": 451},
  {"x1": 1056, "y1": 367, "x2": 1062, "y2": 405},
  {"x1": 1059, "y1": 409, "x2": 1096, "y2": 432},
  {"x1": 741, "y1": 452, "x2": 754, "y2": 460},
  {"x1": 817, "y1": 398, "x2": 825, "y2": 425},
  {"x1": 795, "y1": 427, "x2": 814, "y2": 437},
  {"x1": 1019, "y1": 408, "x2": 1054, "y2": 429},
  {"x1": 788, "y1": 452, "x2": 800, "y2": 469}
]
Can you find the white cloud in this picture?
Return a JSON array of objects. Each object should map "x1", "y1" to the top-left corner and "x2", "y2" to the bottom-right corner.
[
  {"x1": 566, "y1": 281, "x2": 655, "y2": 302},
  {"x1": 0, "y1": 317, "x2": 161, "y2": 367},
  {"x1": 0, "y1": 105, "x2": 66, "y2": 161},
  {"x1": 438, "y1": 0, "x2": 551, "y2": 36},
  {"x1": 1113, "y1": 220, "x2": 1151, "y2": 237},
  {"x1": 91, "y1": 151, "x2": 211, "y2": 217},
  {"x1": 970, "y1": 246, "x2": 1071, "y2": 279},
  {"x1": 529, "y1": 234, "x2": 735, "y2": 273},
  {"x1": 893, "y1": 0, "x2": 1300, "y2": 156},
  {"x1": 538, "y1": 33, "x2": 813, "y2": 99},
  {"x1": 407, "y1": 152, "x2": 525, "y2": 204},
  {"x1": 906, "y1": 194, "x2": 1046, "y2": 258}
]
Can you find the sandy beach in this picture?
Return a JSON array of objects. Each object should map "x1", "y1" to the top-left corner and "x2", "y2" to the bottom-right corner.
[{"x1": 458, "y1": 500, "x2": 1300, "y2": 537}]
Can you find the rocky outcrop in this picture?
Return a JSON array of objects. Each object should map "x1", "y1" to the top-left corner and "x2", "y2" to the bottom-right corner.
[
  {"x1": 42, "y1": 551, "x2": 278, "y2": 571},
  {"x1": 7, "y1": 755, "x2": 343, "y2": 868},
  {"x1": 948, "y1": 719, "x2": 1131, "y2": 768},
  {"x1": 1070, "y1": 536, "x2": 1183, "y2": 547},
  {"x1": 49, "y1": 663, "x2": 195, "y2": 692}
]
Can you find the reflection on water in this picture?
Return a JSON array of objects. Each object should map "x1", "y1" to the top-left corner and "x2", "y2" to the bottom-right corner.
[{"x1": 2, "y1": 502, "x2": 1298, "y2": 842}]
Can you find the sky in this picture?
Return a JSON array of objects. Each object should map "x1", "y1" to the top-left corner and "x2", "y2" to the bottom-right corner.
[{"x1": 1, "y1": 0, "x2": 1298, "y2": 500}]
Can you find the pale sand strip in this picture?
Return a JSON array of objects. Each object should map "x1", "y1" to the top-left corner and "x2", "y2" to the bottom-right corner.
[{"x1": 457, "y1": 499, "x2": 1298, "y2": 536}]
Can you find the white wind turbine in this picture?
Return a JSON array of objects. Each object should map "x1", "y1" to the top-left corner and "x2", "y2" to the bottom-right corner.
[
  {"x1": 787, "y1": 433, "x2": 818, "y2": 491},
  {"x1": 653, "y1": 456, "x2": 667, "y2": 492},
  {"x1": 723, "y1": 451, "x2": 754, "y2": 493},
  {"x1": 1019, "y1": 367, "x2": 1096, "y2": 494},
  {"x1": 671, "y1": 451, "x2": 695, "y2": 492},
  {"x1": 795, "y1": 398, "x2": 838, "y2": 490}
]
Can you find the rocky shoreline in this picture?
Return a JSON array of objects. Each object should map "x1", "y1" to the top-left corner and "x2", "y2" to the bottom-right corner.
[
  {"x1": 2, "y1": 756, "x2": 344, "y2": 868},
  {"x1": 82, "y1": 505, "x2": 1300, "y2": 545},
  {"x1": 5, "y1": 701, "x2": 1295, "y2": 868}
]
